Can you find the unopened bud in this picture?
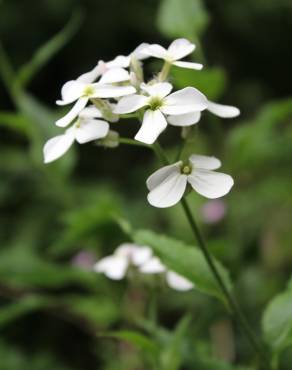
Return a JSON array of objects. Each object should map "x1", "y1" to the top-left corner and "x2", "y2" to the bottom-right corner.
[
  {"x1": 98, "y1": 130, "x2": 119, "y2": 148},
  {"x1": 91, "y1": 98, "x2": 119, "y2": 122}
]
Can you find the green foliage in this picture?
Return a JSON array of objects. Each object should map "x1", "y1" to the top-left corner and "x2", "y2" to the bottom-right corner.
[
  {"x1": 172, "y1": 66, "x2": 227, "y2": 101},
  {"x1": 157, "y1": 0, "x2": 209, "y2": 41},
  {"x1": 16, "y1": 11, "x2": 83, "y2": 88},
  {"x1": 134, "y1": 230, "x2": 232, "y2": 303},
  {"x1": 262, "y1": 278, "x2": 292, "y2": 355}
]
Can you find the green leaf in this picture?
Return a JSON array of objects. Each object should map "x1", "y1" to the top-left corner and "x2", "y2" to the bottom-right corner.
[
  {"x1": 102, "y1": 330, "x2": 160, "y2": 358},
  {"x1": 16, "y1": 11, "x2": 83, "y2": 88},
  {"x1": 64, "y1": 295, "x2": 120, "y2": 327},
  {"x1": 0, "y1": 296, "x2": 51, "y2": 328},
  {"x1": 0, "y1": 246, "x2": 97, "y2": 290},
  {"x1": 262, "y1": 284, "x2": 292, "y2": 354},
  {"x1": 157, "y1": 0, "x2": 209, "y2": 41},
  {"x1": 160, "y1": 314, "x2": 192, "y2": 370},
  {"x1": 134, "y1": 230, "x2": 232, "y2": 303},
  {"x1": 172, "y1": 67, "x2": 227, "y2": 101},
  {"x1": 0, "y1": 112, "x2": 31, "y2": 135}
]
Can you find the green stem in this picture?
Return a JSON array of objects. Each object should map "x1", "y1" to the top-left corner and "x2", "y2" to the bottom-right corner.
[
  {"x1": 118, "y1": 138, "x2": 271, "y2": 368},
  {"x1": 119, "y1": 137, "x2": 150, "y2": 149},
  {"x1": 154, "y1": 142, "x2": 270, "y2": 368},
  {"x1": 180, "y1": 198, "x2": 270, "y2": 367},
  {"x1": 158, "y1": 61, "x2": 171, "y2": 82}
]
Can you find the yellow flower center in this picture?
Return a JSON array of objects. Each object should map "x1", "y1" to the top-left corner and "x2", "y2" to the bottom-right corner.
[
  {"x1": 148, "y1": 96, "x2": 163, "y2": 110},
  {"x1": 83, "y1": 85, "x2": 95, "y2": 97}
]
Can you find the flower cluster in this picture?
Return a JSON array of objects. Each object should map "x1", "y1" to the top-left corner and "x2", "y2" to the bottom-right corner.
[
  {"x1": 94, "y1": 243, "x2": 194, "y2": 291},
  {"x1": 44, "y1": 38, "x2": 239, "y2": 208}
]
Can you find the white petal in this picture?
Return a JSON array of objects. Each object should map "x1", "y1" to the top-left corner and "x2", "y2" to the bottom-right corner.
[
  {"x1": 166, "y1": 271, "x2": 194, "y2": 291},
  {"x1": 43, "y1": 129, "x2": 75, "y2": 164},
  {"x1": 99, "y1": 68, "x2": 130, "y2": 84},
  {"x1": 167, "y1": 112, "x2": 201, "y2": 126},
  {"x1": 173, "y1": 61, "x2": 203, "y2": 70},
  {"x1": 135, "y1": 109, "x2": 168, "y2": 144},
  {"x1": 141, "y1": 82, "x2": 173, "y2": 98},
  {"x1": 75, "y1": 119, "x2": 109, "y2": 144},
  {"x1": 167, "y1": 38, "x2": 195, "y2": 60},
  {"x1": 189, "y1": 154, "x2": 221, "y2": 170},
  {"x1": 113, "y1": 94, "x2": 148, "y2": 114},
  {"x1": 58, "y1": 80, "x2": 86, "y2": 105},
  {"x1": 56, "y1": 97, "x2": 88, "y2": 127},
  {"x1": 162, "y1": 87, "x2": 207, "y2": 115},
  {"x1": 79, "y1": 105, "x2": 102, "y2": 119},
  {"x1": 139, "y1": 257, "x2": 166, "y2": 274},
  {"x1": 91, "y1": 84, "x2": 136, "y2": 98},
  {"x1": 131, "y1": 247, "x2": 153, "y2": 266},
  {"x1": 77, "y1": 63, "x2": 102, "y2": 83},
  {"x1": 146, "y1": 162, "x2": 182, "y2": 191},
  {"x1": 143, "y1": 44, "x2": 169, "y2": 59},
  {"x1": 106, "y1": 55, "x2": 130, "y2": 69},
  {"x1": 132, "y1": 43, "x2": 151, "y2": 60},
  {"x1": 207, "y1": 101, "x2": 240, "y2": 118},
  {"x1": 147, "y1": 171, "x2": 188, "y2": 208},
  {"x1": 187, "y1": 169, "x2": 234, "y2": 199},
  {"x1": 93, "y1": 255, "x2": 128, "y2": 280}
]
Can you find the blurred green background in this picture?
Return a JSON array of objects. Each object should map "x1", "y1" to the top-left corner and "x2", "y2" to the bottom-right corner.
[{"x1": 0, "y1": 0, "x2": 292, "y2": 369}]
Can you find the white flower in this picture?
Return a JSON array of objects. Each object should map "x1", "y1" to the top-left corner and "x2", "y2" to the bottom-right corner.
[
  {"x1": 139, "y1": 256, "x2": 194, "y2": 291},
  {"x1": 56, "y1": 74, "x2": 136, "y2": 127},
  {"x1": 93, "y1": 243, "x2": 152, "y2": 280},
  {"x1": 167, "y1": 100, "x2": 240, "y2": 126},
  {"x1": 77, "y1": 43, "x2": 150, "y2": 84},
  {"x1": 165, "y1": 271, "x2": 194, "y2": 291},
  {"x1": 43, "y1": 106, "x2": 109, "y2": 163},
  {"x1": 114, "y1": 82, "x2": 207, "y2": 144},
  {"x1": 144, "y1": 38, "x2": 203, "y2": 70},
  {"x1": 105, "y1": 43, "x2": 151, "y2": 69},
  {"x1": 146, "y1": 154, "x2": 234, "y2": 208}
]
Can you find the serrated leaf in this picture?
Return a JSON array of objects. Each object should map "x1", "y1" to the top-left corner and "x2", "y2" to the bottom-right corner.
[{"x1": 134, "y1": 230, "x2": 232, "y2": 303}]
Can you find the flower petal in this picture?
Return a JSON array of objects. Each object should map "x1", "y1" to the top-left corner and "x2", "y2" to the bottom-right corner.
[
  {"x1": 77, "y1": 63, "x2": 102, "y2": 83},
  {"x1": 91, "y1": 84, "x2": 136, "y2": 98},
  {"x1": 75, "y1": 119, "x2": 109, "y2": 144},
  {"x1": 132, "y1": 43, "x2": 151, "y2": 60},
  {"x1": 139, "y1": 257, "x2": 166, "y2": 273},
  {"x1": 99, "y1": 68, "x2": 130, "y2": 84},
  {"x1": 79, "y1": 105, "x2": 102, "y2": 119},
  {"x1": 207, "y1": 101, "x2": 240, "y2": 118},
  {"x1": 147, "y1": 171, "x2": 188, "y2": 208},
  {"x1": 187, "y1": 169, "x2": 234, "y2": 199},
  {"x1": 143, "y1": 44, "x2": 169, "y2": 59},
  {"x1": 141, "y1": 82, "x2": 173, "y2": 98},
  {"x1": 58, "y1": 80, "x2": 86, "y2": 105},
  {"x1": 135, "y1": 109, "x2": 168, "y2": 144},
  {"x1": 146, "y1": 162, "x2": 182, "y2": 191},
  {"x1": 166, "y1": 271, "x2": 194, "y2": 291},
  {"x1": 93, "y1": 255, "x2": 128, "y2": 280},
  {"x1": 173, "y1": 61, "x2": 203, "y2": 70},
  {"x1": 114, "y1": 94, "x2": 148, "y2": 114},
  {"x1": 162, "y1": 87, "x2": 207, "y2": 115},
  {"x1": 167, "y1": 38, "x2": 195, "y2": 60},
  {"x1": 43, "y1": 129, "x2": 75, "y2": 164},
  {"x1": 55, "y1": 97, "x2": 88, "y2": 127},
  {"x1": 131, "y1": 246, "x2": 153, "y2": 266},
  {"x1": 106, "y1": 55, "x2": 130, "y2": 69},
  {"x1": 189, "y1": 154, "x2": 221, "y2": 170},
  {"x1": 167, "y1": 111, "x2": 201, "y2": 126}
]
